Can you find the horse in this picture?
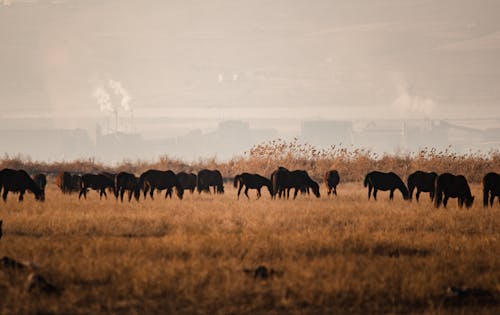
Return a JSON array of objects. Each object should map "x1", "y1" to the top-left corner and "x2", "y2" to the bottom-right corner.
[
  {"x1": 197, "y1": 169, "x2": 224, "y2": 194},
  {"x1": 79, "y1": 174, "x2": 115, "y2": 199},
  {"x1": 482, "y1": 172, "x2": 500, "y2": 207},
  {"x1": 407, "y1": 171, "x2": 438, "y2": 202},
  {"x1": 115, "y1": 172, "x2": 140, "y2": 202},
  {"x1": 434, "y1": 173, "x2": 474, "y2": 208},
  {"x1": 138, "y1": 170, "x2": 184, "y2": 200},
  {"x1": 324, "y1": 170, "x2": 340, "y2": 196},
  {"x1": 56, "y1": 172, "x2": 81, "y2": 194},
  {"x1": 233, "y1": 173, "x2": 272, "y2": 199},
  {"x1": 271, "y1": 167, "x2": 320, "y2": 199},
  {"x1": 177, "y1": 172, "x2": 197, "y2": 193},
  {"x1": 32, "y1": 173, "x2": 47, "y2": 194},
  {"x1": 0, "y1": 169, "x2": 44, "y2": 201},
  {"x1": 364, "y1": 171, "x2": 409, "y2": 201}
]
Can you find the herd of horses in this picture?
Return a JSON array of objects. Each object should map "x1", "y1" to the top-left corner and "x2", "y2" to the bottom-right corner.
[{"x1": 0, "y1": 167, "x2": 499, "y2": 208}]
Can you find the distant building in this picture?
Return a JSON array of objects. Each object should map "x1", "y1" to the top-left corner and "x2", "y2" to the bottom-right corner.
[{"x1": 301, "y1": 120, "x2": 353, "y2": 147}]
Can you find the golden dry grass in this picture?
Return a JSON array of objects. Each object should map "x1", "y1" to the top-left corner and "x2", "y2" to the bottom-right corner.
[{"x1": 0, "y1": 183, "x2": 499, "y2": 314}]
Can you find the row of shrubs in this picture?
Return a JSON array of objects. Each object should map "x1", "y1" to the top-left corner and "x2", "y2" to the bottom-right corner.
[{"x1": 1, "y1": 138, "x2": 499, "y2": 183}]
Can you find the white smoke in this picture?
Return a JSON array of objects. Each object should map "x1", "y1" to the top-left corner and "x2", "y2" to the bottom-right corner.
[
  {"x1": 392, "y1": 80, "x2": 434, "y2": 117},
  {"x1": 108, "y1": 78, "x2": 131, "y2": 112},
  {"x1": 92, "y1": 87, "x2": 113, "y2": 113}
]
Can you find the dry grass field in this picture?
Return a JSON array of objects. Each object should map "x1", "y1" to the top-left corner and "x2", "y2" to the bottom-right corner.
[{"x1": 1, "y1": 182, "x2": 499, "y2": 314}]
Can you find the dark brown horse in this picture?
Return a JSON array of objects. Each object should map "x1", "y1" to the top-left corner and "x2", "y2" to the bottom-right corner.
[
  {"x1": 32, "y1": 173, "x2": 47, "y2": 194},
  {"x1": 115, "y1": 172, "x2": 140, "y2": 202},
  {"x1": 407, "y1": 171, "x2": 438, "y2": 202},
  {"x1": 138, "y1": 170, "x2": 184, "y2": 200},
  {"x1": 435, "y1": 173, "x2": 474, "y2": 208},
  {"x1": 271, "y1": 167, "x2": 320, "y2": 199},
  {"x1": 482, "y1": 172, "x2": 500, "y2": 207},
  {"x1": 56, "y1": 172, "x2": 81, "y2": 194},
  {"x1": 197, "y1": 169, "x2": 224, "y2": 194},
  {"x1": 364, "y1": 171, "x2": 409, "y2": 201},
  {"x1": 324, "y1": 170, "x2": 340, "y2": 196},
  {"x1": 79, "y1": 174, "x2": 115, "y2": 199},
  {"x1": 0, "y1": 169, "x2": 44, "y2": 201},
  {"x1": 177, "y1": 172, "x2": 197, "y2": 193},
  {"x1": 233, "y1": 173, "x2": 272, "y2": 199}
]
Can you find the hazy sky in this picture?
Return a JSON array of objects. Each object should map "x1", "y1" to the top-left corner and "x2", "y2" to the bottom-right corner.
[{"x1": 1, "y1": 0, "x2": 500, "y2": 131}]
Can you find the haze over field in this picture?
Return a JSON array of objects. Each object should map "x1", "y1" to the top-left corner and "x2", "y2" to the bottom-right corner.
[{"x1": 1, "y1": 0, "x2": 500, "y2": 160}]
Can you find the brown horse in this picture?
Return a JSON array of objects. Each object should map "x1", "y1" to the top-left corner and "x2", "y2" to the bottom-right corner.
[
  {"x1": 197, "y1": 169, "x2": 224, "y2": 194},
  {"x1": 32, "y1": 173, "x2": 47, "y2": 194},
  {"x1": 138, "y1": 170, "x2": 184, "y2": 200},
  {"x1": 115, "y1": 172, "x2": 140, "y2": 202},
  {"x1": 483, "y1": 172, "x2": 500, "y2": 207},
  {"x1": 233, "y1": 173, "x2": 272, "y2": 199},
  {"x1": 407, "y1": 171, "x2": 438, "y2": 202},
  {"x1": 0, "y1": 169, "x2": 44, "y2": 201},
  {"x1": 56, "y1": 172, "x2": 81, "y2": 194},
  {"x1": 435, "y1": 173, "x2": 474, "y2": 208},
  {"x1": 177, "y1": 172, "x2": 197, "y2": 193},
  {"x1": 79, "y1": 174, "x2": 115, "y2": 199},
  {"x1": 324, "y1": 170, "x2": 340, "y2": 196},
  {"x1": 271, "y1": 167, "x2": 320, "y2": 199}
]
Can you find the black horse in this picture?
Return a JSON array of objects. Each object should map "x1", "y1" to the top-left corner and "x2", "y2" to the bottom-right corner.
[
  {"x1": 197, "y1": 169, "x2": 224, "y2": 194},
  {"x1": 79, "y1": 174, "x2": 115, "y2": 199},
  {"x1": 233, "y1": 173, "x2": 272, "y2": 199},
  {"x1": 364, "y1": 171, "x2": 409, "y2": 201},
  {"x1": 177, "y1": 172, "x2": 197, "y2": 193},
  {"x1": 0, "y1": 169, "x2": 44, "y2": 201},
  {"x1": 271, "y1": 167, "x2": 320, "y2": 199},
  {"x1": 434, "y1": 173, "x2": 474, "y2": 208},
  {"x1": 407, "y1": 171, "x2": 438, "y2": 202},
  {"x1": 324, "y1": 170, "x2": 340, "y2": 196},
  {"x1": 482, "y1": 172, "x2": 500, "y2": 207},
  {"x1": 138, "y1": 170, "x2": 184, "y2": 200},
  {"x1": 32, "y1": 173, "x2": 47, "y2": 195},
  {"x1": 115, "y1": 172, "x2": 140, "y2": 202}
]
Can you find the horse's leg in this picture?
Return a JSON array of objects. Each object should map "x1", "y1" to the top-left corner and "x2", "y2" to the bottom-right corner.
[
  {"x1": 373, "y1": 188, "x2": 378, "y2": 200},
  {"x1": 368, "y1": 185, "x2": 372, "y2": 200},
  {"x1": 389, "y1": 189, "x2": 394, "y2": 200},
  {"x1": 458, "y1": 198, "x2": 464, "y2": 208},
  {"x1": 244, "y1": 187, "x2": 250, "y2": 199},
  {"x1": 78, "y1": 188, "x2": 84, "y2": 200},
  {"x1": 150, "y1": 188, "x2": 155, "y2": 200},
  {"x1": 443, "y1": 196, "x2": 449, "y2": 207},
  {"x1": 120, "y1": 189, "x2": 125, "y2": 202},
  {"x1": 237, "y1": 185, "x2": 243, "y2": 199},
  {"x1": 293, "y1": 188, "x2": 299, "y2": 199},
  {"x1": 2, "y1": 190, "x2": 8, "y2": 201},
  {"x1": 128, "y1": 190, "x2": 133, "y2": 202},
  {"x1": 327, "y1": 186, "x2": 331, "y2": 196},
  {"x1": 490, "y1": 195, "x2": 495, "y2": 207},
  {"x1": 333, "y1": 186, "x2": 337, "y2": 196},
  {"x1": 430, "y1": 190, "x2": 434, "y2": 202},
  {"x1": 19, "y1": 190, "x2": 24, "y2": 202},
  {"x1": 257, "y1": 188, "x2": 261, "y2": 199},
  {"x1": 415, "y1": 190, "x2": 420, "y2": 202}
]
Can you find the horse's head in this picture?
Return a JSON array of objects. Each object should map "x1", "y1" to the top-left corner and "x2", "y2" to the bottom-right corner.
[
  {"x1": 466, "y1": 196, "x2": 474, "y2": 208},
  {"x1": 134, "y1": 185, "x2": 141, "y2": 201},
  {"x1": 35, "y1": 190, "x2": 45, "y2": 202},
  {"x1": 176, "y1": 186, "x2": 184, "y2": 200},
  {"x1": 310, "y1": 181, "x2": 320, "y2": 198}
]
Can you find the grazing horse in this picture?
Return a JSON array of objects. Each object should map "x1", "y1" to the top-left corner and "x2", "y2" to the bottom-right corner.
[
  {"x1": 177, "y1": 172, "x2": 197, "y2": 193},
  {"x1": 197, "y1": 169, "x2": 224, "y2": 194},
  {"x1": 32, "y1": 173, "x2": 47, "y2": 195},
  {"x1": 138, "y1": 170, "x2": 184, "y2": 200},
  {"x1": 407, "y1": 171, "x2": 438, "y2": 202},
  {"x1": 271, "y1": 167, "x2": 320, "y2": 199},
  {"x1": 233, "y1": 173, "x2": 272, "y2": 199},
  {"x1": 56, "y1": 172, "x2": 81, "y2": 194},
  {"x1": 324, "y1": 170, "x2": 340, "y2": 196},
  {"x1": 434, "y1": 173, "x2": 474, "y2": 208},
  {"x1": 0, "y1": 169, "x2": 44, "y2": 201},
  {"x1": 79, "y1": 174, "x2": 115, "y2": 199},
  {"x1": 364, "y1": 171, "x2": 409, "y2": 201},
  {"x1": 115, "y1": 172, "x2": 140, "y2": 202},
  {"x1": 482, "y1": 172, "x2": 500, "y2": 207}
]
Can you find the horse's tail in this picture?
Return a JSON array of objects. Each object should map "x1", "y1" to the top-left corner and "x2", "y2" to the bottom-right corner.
[
  {"x1": 363, "y1": 173, "x2": 370, "y2": 187},
  {"x1": 483, "y1": 176, "x2": 489, "y2": 207},
  {"x1": 233, "y1": 174, "x2": 241, "y2": 188},
  {"x1": 434, "y1": 179, "x2": 442, "y2": 208}
]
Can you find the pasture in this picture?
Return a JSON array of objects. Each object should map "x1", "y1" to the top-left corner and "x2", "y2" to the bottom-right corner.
[{"x1": 1, "y1": 182, "x2": 499, "y2": 314}]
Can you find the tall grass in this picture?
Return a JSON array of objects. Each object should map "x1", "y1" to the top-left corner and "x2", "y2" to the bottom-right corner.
[{"x1": 1, "y1": 139, "x2": 499, "y2": 182}]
